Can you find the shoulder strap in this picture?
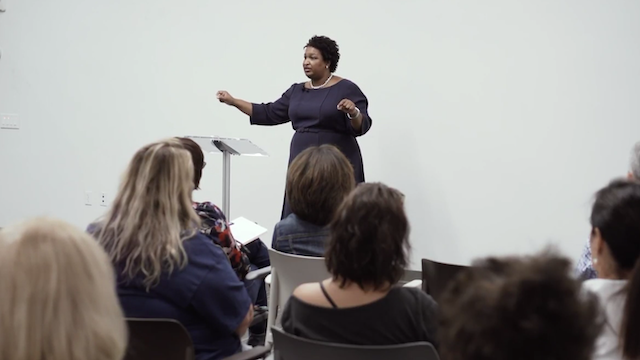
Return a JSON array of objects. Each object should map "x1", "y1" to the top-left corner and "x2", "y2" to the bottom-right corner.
[{"x1": 319, "y1": 282, "x2": 338, "y2": 309}]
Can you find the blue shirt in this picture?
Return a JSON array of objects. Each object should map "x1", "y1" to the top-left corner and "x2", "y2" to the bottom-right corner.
[
  {"x1": 272, "y1": 213, "x2": 330, "y2": 257},
  {"x1": 110, "y1": 232, "x2": 251, "y2": 360}
]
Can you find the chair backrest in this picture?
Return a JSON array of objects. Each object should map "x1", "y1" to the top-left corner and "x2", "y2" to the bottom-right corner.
[
  {"x1": 266, "y1": 249, "x2": 330, "y2": 340},
  {"x1": 124, "y1": 318, "x2": 195, "y2": 360},
  {"x1": 272, "y1": 328, "x2": 439, "y2": 360},
  {"x1": 421, "y1": 258, "x2": 468, "y2": 302}
]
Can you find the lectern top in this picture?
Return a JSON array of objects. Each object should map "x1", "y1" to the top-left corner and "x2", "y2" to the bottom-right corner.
[{"x1": 185, "y1": 136, "x2": 268, "y2": 157}]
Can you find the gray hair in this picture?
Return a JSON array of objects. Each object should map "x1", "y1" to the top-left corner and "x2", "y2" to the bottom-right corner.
[{"x1": 631, "y1": 142, "x2": 640, "y2": 180}]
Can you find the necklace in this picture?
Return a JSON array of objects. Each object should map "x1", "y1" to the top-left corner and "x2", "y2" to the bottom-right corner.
[{"x1": 310, "y1": 74, "x2": 333, "y2": 89}]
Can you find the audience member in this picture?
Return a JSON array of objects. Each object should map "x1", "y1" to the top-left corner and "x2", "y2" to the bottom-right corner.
[
  {"x1": 583, "y1": 179, "x2": 640, "y2": 360},
  {"x1": 272, "y1": 144, "x2": 355, "y2": 256},
  {"x1": 439, "y1": 250, "x2": 602, "y2": 360},
  {"x1": 0, "y1": 217, "x2": 126, "y2": 360},
  {"x1": 281, "y1": 182, "x2": 438, "y2": 346},
  {"x1": 177, "y1": 136, "x2": 270, "y2": 346},
  {"x1": 89, "y1": 138, "x2": 253, "y2": 360},
  {"x1": 576, "y1": 141, "x2": 640, "y2": 279}
]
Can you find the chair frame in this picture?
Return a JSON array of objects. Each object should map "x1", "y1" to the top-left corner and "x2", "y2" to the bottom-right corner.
[
  {"x1": 271, "y1": 327, "x2": 440, "y2": 360},
  {"x1": 125, "y1": 318, "x2": 271, "y2": 360}
]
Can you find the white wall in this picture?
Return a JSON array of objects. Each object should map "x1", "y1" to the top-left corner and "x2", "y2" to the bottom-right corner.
[{"x1": 1, "y1": 0, "x2": 639, "y2": 268}]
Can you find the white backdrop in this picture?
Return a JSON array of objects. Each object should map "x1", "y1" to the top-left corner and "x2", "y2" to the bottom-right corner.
[{"x1": 1, "y1": 0, "x2": 639, "y2": 268}]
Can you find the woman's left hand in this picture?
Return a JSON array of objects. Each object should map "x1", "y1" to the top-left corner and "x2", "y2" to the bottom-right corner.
[{"x1": 337, "y1": 99, "x2": 358, "y2": 117}]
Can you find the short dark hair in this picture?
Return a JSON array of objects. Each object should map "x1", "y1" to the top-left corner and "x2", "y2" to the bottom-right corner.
[
  {"x1": 286, "y1": 145, "x2": 355, "y2": 226},
  {"x1": 176, "y1": 137, "x2": 204, "y2": 189},
  {"x1": 439, "y1": 250, "x2": 603, "y2": 360},
  {"x1": 325, "y1": 182, "x2": 409, "y2": 290},
  {"x1": 591, "y1": 178, "x2": 640, "y2": 359},
  {"x1": 305, "y1": 35, "x2": 340, "y2": 73}
]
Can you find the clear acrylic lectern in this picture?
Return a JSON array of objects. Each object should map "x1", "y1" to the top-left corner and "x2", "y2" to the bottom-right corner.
[{"x1": 186, "y1": 136, "x2": 268, "y2": 218}]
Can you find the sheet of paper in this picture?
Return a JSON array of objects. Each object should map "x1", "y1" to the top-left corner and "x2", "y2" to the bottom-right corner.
[{"x1": 229, "y1": 216, "x2": 268, "y2": 245}]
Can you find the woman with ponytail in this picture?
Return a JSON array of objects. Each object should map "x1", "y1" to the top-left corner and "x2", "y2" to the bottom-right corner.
[{"x1": 584, "y1": 178, "x2": 640, "y2": 360}]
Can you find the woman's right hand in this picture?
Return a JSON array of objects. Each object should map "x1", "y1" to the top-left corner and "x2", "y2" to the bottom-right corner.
[{"x1": 216, "y1": 90, "x2": 236, "y2": 106}]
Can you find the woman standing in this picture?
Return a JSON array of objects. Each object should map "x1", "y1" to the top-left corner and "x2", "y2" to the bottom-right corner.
[{"x1": 217, "y1": 35, "x2": 372, "y2": 219}]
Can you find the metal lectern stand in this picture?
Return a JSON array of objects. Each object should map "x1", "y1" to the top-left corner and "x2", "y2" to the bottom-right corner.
[{"x1": 186, "y1": 136, "x2": 268, "y2": 218}]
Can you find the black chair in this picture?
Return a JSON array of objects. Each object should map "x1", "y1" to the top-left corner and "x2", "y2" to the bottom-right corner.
[
  {"x1": 272, "y1": 328, "x2": 439, "y2": 360},
  {"x1": 125, "y1": 318, "x2": 195, "y2": 360},
  {"x1": 421, "y1": 258, "x2": 468, "y2": 302},
  {"x1": 125, "y1": 318, "x2": 271, "y2": 360}
]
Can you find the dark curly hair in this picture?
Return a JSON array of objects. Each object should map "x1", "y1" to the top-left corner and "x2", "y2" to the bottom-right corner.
[
  {"x1": 438, "y1": 250, "x2": 603, "y2": 360},
  {"x1": 305, "y1": 35, "x2": 340, "y2": 73},
  {"x1": 325, "y1": 182, "x2": 409, "y2": 290}
]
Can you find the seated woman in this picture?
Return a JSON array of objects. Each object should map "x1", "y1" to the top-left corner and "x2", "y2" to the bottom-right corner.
[
  {"x1": 281, "y1": 182, "x2": 438, "y2": 346},
  {"x1": 272, "y1": 144, "x2": 355, "y2": 256},
  {"x1": 0, "y1": 217, "x2": 126, "y2": 360},
  {"x1": 89, "y1": 138, "x2": 254, "y2": 360},
  {"x1": 583, "y1": 178, "x2": 640, "y2": 360},
  {"x1": 177, "y1": 136, "x2": 270, "y2": 346},
  {"x1": 438, "y1": 250, "x2": 602, "y2": 360}
]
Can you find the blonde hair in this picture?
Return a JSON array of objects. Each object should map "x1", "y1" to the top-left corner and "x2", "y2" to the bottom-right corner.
[
  {"x1": 95, "y1": 138, "x2": 200, "y2": 288},
  {"x1": 0, "y1": 217, "x2": 127, "y2": 360}
]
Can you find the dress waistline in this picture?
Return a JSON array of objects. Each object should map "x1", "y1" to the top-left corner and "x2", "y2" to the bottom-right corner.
[{"x1": 295, "y1": 128, "x2": 339, "y2": 134}]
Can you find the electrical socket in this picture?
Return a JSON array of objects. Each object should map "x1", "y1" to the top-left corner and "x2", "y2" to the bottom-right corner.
[
  {"x1": 84, "y1": 191, "x2": 93, "y2": 206},
  {"x1": 100, "y1": 192, "x2": 107, "y2": 207},
  {"x1": 0, "y1": 114, "x2": 19, "y2": 130}
]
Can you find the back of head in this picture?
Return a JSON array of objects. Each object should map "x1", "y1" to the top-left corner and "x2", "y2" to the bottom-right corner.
[
  {"x1": 325, "y1": 182, "x2": 409, "y2": 290},
  {"x1": 176, "y1": 137, "x2": 205, "y2": 189},
  {"x1": 591, "y1": 178, "x2": 640, "y2": 359},
  {"x1": 286, "y1": 145, "x2": 355, "y2": 226},
  {"x1": 439, "y1": 250, "x2": 602, "y2": 360},
  {"x1": 0, "y1": 217, "x2": 127, "y2": 360},
  {"x1": 95, "y1": 138, "x2": 200, "y2": 288}
]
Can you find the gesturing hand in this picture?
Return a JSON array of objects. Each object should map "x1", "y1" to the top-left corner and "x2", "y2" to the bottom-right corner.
[
  {"x1": 337, "y1": 99, "x2": 359, "y2": 117},
  {"x1": 216, "y1": 90, "x2": 236, "y2": 106}
]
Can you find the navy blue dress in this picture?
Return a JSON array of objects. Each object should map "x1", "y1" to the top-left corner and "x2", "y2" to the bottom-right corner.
[{"x1": 251, "y1": 79, "x2": 372, "y2": 219}]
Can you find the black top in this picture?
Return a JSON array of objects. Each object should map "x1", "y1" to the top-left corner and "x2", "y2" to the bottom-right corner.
[
  {"x1": 250, "y1": 79, "x2": 372, "y2": 136},
  {"x1": 251, "y1": 79, "x2": 373, "y2": 219},
  {"x1": 281, "y1": 286, "x2": 439, "y2": 347}
]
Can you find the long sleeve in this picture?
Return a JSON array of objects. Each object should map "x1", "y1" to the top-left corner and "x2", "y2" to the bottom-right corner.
[
  {"x1": 250, "y1": 84, "x2": 296, "y2": 126},
  {"x1": 194, "y1": 201, "x2": 251, "y2": 280},
  {"x1": 419, "y1": 291, "x2": 439, "y2": 348},
  {"x1": 190, "y1": 243, "x2": 252, "y2": 336},
  {"x1": 344, "y1": 82, "x2": 372, "y2": 137}
]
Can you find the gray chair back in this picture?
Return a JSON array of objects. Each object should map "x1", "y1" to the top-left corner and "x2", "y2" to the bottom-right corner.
[
  {"x1": 272, "y1": 328, "x2": 439, "y2": 360},
  {"x1": 266, "y1": 249, "x2": 330, "y2": 343},
  {"x1": 124, "y1": 318, "x2": 195, "y2": 360}
]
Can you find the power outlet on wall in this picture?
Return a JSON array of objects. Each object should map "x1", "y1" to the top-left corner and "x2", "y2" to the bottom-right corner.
[
  {"x1": 84, "y1": 191, "x2": 93, "y2": 206},
  {"x1": 100, "y1": 192, "x2": 108, "y2": 207},
  {"x1": 0, "y1": 114, "x2": 19, "y2": 130}
]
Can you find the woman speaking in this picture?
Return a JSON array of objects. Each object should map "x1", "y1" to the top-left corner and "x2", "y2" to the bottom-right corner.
[{"x1": 217, "y1": 35, "x2": 372, "y2": 219}]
